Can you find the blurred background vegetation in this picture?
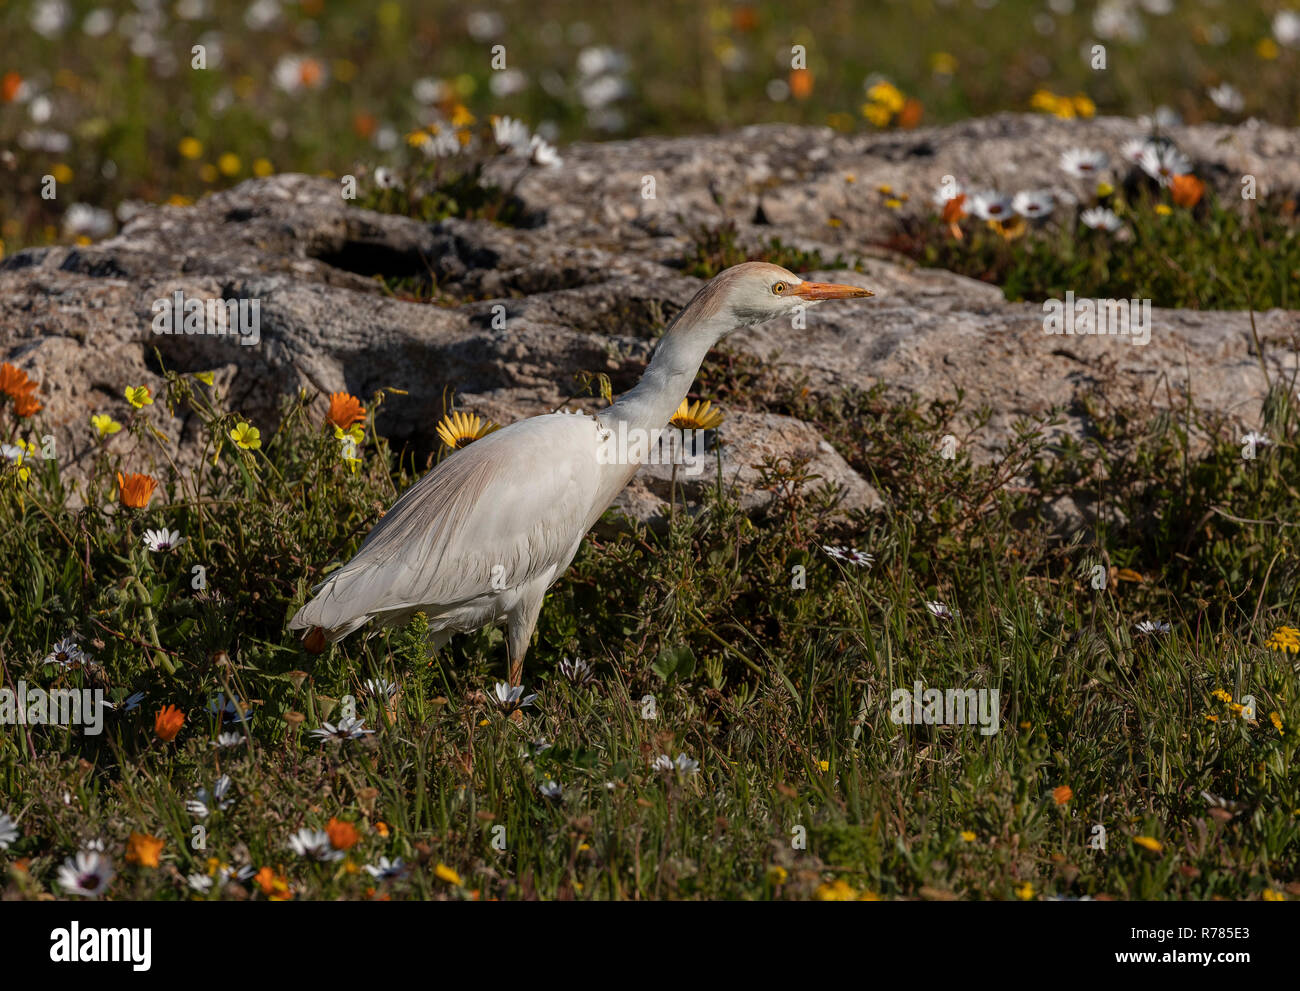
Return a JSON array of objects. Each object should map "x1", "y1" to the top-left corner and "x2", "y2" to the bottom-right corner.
[{"x1": 1, "y1": 0, "x2": 1297, "y2": 252}]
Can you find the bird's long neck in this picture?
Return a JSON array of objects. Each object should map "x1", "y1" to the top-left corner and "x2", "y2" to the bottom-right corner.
[{"x1": 602, "y1": 310, "x2": 729, "y2": 434}]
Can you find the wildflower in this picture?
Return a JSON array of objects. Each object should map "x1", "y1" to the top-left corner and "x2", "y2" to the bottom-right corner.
[
  {"x1": 364, "y1": 857, "x2": 408, "y2": 880},
  {"x1": 325, "y1": 817, "x2": 360, "y2": 850},
  {"x1": 968, "y1": 191, "x2": 1012, "y2": 221},
  {"x1": 559, "y1": 657, "x2": 595, "y2": 685},
  {"x1": 1119, "y1": 138, "x2": 1149, "y2": 164},
  {"x1": 930, "y1": 52, "x2": 957, "y2": 75},
  {"x1": 674, "y1": 753, "x2": 700, "y2": 774},
  {"x1": 105, "y1": 691, "x2": 145, "y2": 714},
  {"x1": 0, "y1": 362, "x2": 41, "y2": 414},
  {"x1": 125, "y1": 832, "x2": 164, "y2": 869},
  {"x1": 669, "y1": 399, "x2": 724, "y2": 431},
  {"x1": 178, "y1": 137, "x2": 203, "y2": 160},
  {"x1": 491, "y1": 682, "x2": 537, "y2": 713},
  {"x1": 142, "y1": 528, "x2": 183, "y2": 553},
  {"x1": 1156, "y1": 204, "x2": 1173, "y2": 215},
  {"x1": 288, "y1": 827, "x2": 344, "y2": 862},
  {"x1": 1014, "y1": 881, "x2": 1034, "y2": 900},
  {"x1": 1134, "y1": 620, "x2": 1171, "y2": 635},
  {"x1": 1269, "y1": 712, "x2": 1283, "y2": 733},
  {"x1": 789, "y1": 68, "x2": 813, "y2": 101},
  {"x1": 91, "y1": 413, "x2": 122, "y2": 436},
  {"x1": 1053, "y1": 785, "x2": 1073, "y2": 805},
  {"x1": 326, "y1": 392, "x2": 365, "y2": 430},
  {"x1": 814, "y1": 878, "x2": 860, "y2": 900},
  {"x1": 228, "y1": 421, "x2": 261, "y2": 450},
  {"x1": 925, "y1": 600, "x2": 953, "y2": 620},
  {"x1": 538, "y1": 779, "x2": 562, "y2": 800},
  {"x1": 44, "y1": 637, "x2": 85, "y2": 669},
  {"x1": 1137, "y1": 144, "x2": 1192, "y2": 186},
  {"x1": 1012, "y1": 190, "x2": 1055, "y2": 218},
  {"x1": 1207, "y1": 83, "x2": 1244, "y2": 113},
  {"x1": 1265, "y1": 626, "x2": 1300, "y2": 653},
  {"x1": 1059, "y1": 148, "x2": 1109, "y2": 179},
  {"x1": 1096, "y1": 181, "x2": 1115, "y2": 197},
  {"x1": 960, "y1": 831, "x2": 976, "y2": 843},
  {"x1": 253, "y1": 866, "x2": 293, "y2": 900},
  {"x1": 63, "y1": 203, "x2": 113, "y2": 240},
  {"x1": 1, "y1": 440, "x2": 34, "y2": 483},
  {"x1": 211, "y1": 731, "x2": 245, "y2": 748},
  {"x1": 309, "y1": 716, "x2": 375, "y2": 742},
  {"x1": 491, "y1": 114, "x2": 531, "y2": 152},
  {"x1": 434, "y1": 862, "x2": 462, "y2": 884},
  {"x1": 822, "y1": 545, "x2": 872, "y2": 568},
  {"x1": 208, "y1": 692, "x2": 252, "y2": 724},
  {"x1": 1263, "y1": 889, "x2": 1286, "y2": 901},
  {"x1": 0, "y1": 812, "x2": 18, "y2": 850},
  {"x1": 1211, "y1": 689, "x2": 1233, "y2": 703},
  {"x1": 436, "y1": 411, "x2": 500, "y2": 450},
  {"x1": 1169, "y1": 174, "x2": 1205, "y2": 208},
  {"x1": 363, "y1": 678, "x2": 399, "y2": 699},
  {"x1": 1133, "y1": 836, "x2": 1163, "y2": 853},
  {"x1": 1080, "y1": 207, "x2": 1123, "y2": 232},
  {"x1": 117, "y1": 472, "x2": 157, "y2": 508},
  {"x1": 57, "y1": 849, "x2": 114, "y2": 897},
  {"x1": 154, "y1": 704, "x2": 185, "y2": 741},
  {"x1": 1274, "y1": 10, "x2": 1300, "y2": 48},
  {"x1": 766, "y1": 865, "x2": 789, "y2": 885},
  {"x1": 528, "y1": 135, "x2": 563, "y2": 168},
  {"x1": 373, "y1": 166, "x2": 399, "y2": 190}
]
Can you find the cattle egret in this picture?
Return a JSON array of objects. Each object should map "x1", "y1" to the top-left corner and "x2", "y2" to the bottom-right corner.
[{"x1": 289, "y1": 262, "x2": 874, "y2": 683}]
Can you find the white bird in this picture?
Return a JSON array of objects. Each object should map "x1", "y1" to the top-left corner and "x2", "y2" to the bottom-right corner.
[{"x1": 289, "y1": 262, "x2": 873, "y2": 684}]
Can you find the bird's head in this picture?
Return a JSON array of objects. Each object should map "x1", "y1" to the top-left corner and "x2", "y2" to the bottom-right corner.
[{"x1": 691, "y1": 261, "x2": 874, "y2": 331}]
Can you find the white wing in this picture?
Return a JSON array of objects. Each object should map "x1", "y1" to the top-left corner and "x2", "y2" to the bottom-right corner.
[{"x1": 290, "y1": 412, "x2": 621, "y2": 637}]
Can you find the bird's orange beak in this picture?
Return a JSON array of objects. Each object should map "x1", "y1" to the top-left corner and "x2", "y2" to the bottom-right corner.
[{"x1": 789, "y1": 281, "x2": 874, "y2": 300}]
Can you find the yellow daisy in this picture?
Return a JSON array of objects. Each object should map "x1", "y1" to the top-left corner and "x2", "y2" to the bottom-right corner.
[
  {"x1": 436, "y1": 411, "x2": 500, "y2": 451},
  {"x1": 669, "y1": 399, "x2": 724, "y2": 431}
]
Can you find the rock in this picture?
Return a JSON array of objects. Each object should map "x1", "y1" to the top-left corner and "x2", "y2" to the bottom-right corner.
[{"x1": 2, "y1": 114, "x2": 1297, "y2": 529}]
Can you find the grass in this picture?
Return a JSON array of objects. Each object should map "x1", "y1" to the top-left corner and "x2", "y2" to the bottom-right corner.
[{"x1": 1, "y1": 346, "x2": 1298, "y2": 900}]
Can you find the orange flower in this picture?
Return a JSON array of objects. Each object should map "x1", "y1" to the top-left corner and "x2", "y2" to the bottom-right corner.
[
  {"x1": 326, "y1": 392, "x2": 366, "y2": 430},
  {"x1": 898, "y1": 98, "x2": 924, "y2": 129},
  {"x1": 254, "y1": 866, "x2": 294, "y2": 900},
  {"x1": 941, "y1": 194, "x2": 967, "y2": 224},
  {"x1": 352, "y1": 113, "x2": 377, "y2": 138},
  {"x1": 789, "y1": 68, "x2": 813, "y2": 100},
  {"x1": 374, "y1": 821, "x2": 390, "y2": 838},
  {"x1": 1, "y1": 72, "x2": 21, "y2": 103},
  {"x1": 125, "y1": 832, "x2": 165, "y2": 868},
  {"x1": 154, "y1": 704, "x2": 184, "y2": 741},
  {"x1": 0, "y1": 361, "x2": 37, "y2": 399},
  {"x1": 1169, "y1": 174, "x2": 1204, "y2": 208},
  {"x1": 326, "y1": 817, "x2": 360, "y2": 850},
  {"x1": 298, "y1": 57, "x2": 323, "y2": 88},
  {"x1": 117, "y1": 472, "x2": 158, "y2": 509},
  {"x1": 12, "y1": 389, "x2": 41, "y2": 417},
  {"x1": 1052, "y1": 785, "x2": 1073, "y2": 805}
]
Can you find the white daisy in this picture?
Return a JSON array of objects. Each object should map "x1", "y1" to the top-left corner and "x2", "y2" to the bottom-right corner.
[
  {"x1": 652, "y1": 754, "x2": 674, "y2": 773},
  {"x1": 538, "y1": 779, "x2": 562, "y2": 800},
  {"x1": 1206, "y1": 84, "x2": 1243, "y2": 114},
  {"x1": 142, "y1": 528, "x2": 183, "y2": 552},
  {"x1": 287, "y1": 827, "x2": 344, "y2": 862},
  {"x1": 528, "y1": 134, "x2": 563, "y2": 168},
  {"x1": 211, "y1": 731, "x2": 245, "y2": 748},
  {"x1": 559, "y1": 657, "x2": 595, "y2": 685},
  {"x1": 373, "y1": 166, "x2": 401, "y2": 190},
  {"x1": 491, "y1": 682, "x2": 537, "y2": 712},
  {"x1": 1012, "y1": 190, "x2": 1055, "y2": 218},
  {"x1": 1136, "y1": 106, "x2": 1182, "y2": 130},
  {"x1": 1275, "y1": 10, "x2": 1300, "y2": 47},
  {"x1": 185, "y1": 775, "x2": 234, "y2": 818},
  {"x1": 309, "y1": 716, "x2": 374, "y2": 742},
  {"x1": 419, "y1": 129, "x2": 462, "y2": 159},
  {"x1": 0, "y1": 812, "x2": 18, "y2": 850},
  {"x1": 1080, "y1": 207, "x2": 1123, "y2": 232},
  {"x1": 1137, "y1": 144, "x2": 1191, "y2": 186},
  {"x1": 674, "y1": 753, "x2": 700, "y2": 774},
  {"x1": 968, "y1": 191, "x2": 1013, "y2": 221},
  {"x1": 44, "y1": 637, "x2": 85, "y2": 669},
  {"x1": 57, "y1": 849, "x2": 114, "y2": 897},
  {"x1": 1120, "y1": 138, "x2": 1150, "y2": 165},
  {"x1": 364, "y1": 856, "x2": 408, "y2": 879},
  {"x1": 925, "y1": 600, "x2": 953, "y2": 620},
  {"x1": 491, "y1": 114, "x2": 531, "y2": 152},
  {"x1": 1059, "y1": 148, "x2": 1109, "y2": 179},
  {"x1": 187, "y1": 873, "x2": 214, "y2": 892},
  {"x1": 363, "y1": 678, "x2": 399, "y2": 699},
  {"x1": 1134, "y1": 620, "x2": 1171, "y2": 635}
]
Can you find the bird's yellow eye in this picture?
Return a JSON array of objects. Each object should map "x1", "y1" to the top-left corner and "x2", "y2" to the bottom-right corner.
[{"x1": 772, "y1": 281, "x2": 786, "y2": 295}]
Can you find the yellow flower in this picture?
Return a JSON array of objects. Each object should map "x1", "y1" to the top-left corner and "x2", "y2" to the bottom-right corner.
[
  {"x1": 1262, "y1": 889, "x2": 1285, "y2": 901},
  {"x1": 253, "y1": 158, "x2": 274, "y2": 178},
  {"x1": 817, "y1": 760, "x2": 830, "y2": 772},
  {"x1": 861, "y1": 101, "x2": 893, "y2": 127},
  {"x1": 866, "y1": 81, "x2": 905, "y2": 113},
  {"x1": 51, "y1": 163, "x2": 74, "y2": 184},
  {"x1": 434, "y1": 862, "x2": 461, "y2": 885},
  {"x1": 436, "y1": 411, "x2": 500, "y2": 450},
  {"x1": 766, "y1": 865, "x2": 788, "y2": 885},
  {"x1": 1265, "y1": 626, "x2": 1300, "y2": 653},
  {"x1": 815, "y1": 878, "x2": 859, "y2": 901},
  {"x1": 1097, "y1": 181, "x2": 1115, "y2": 197},
  {"x1": 1072, "y1": 94, "x2": 1096, "y2": 118},
  {"x1": 449, "y1": 104, "x2": 475, "y2": 127},
  {"x1": 124, "y1": 385, "x2": 153, "y2": 409},
  {"x1": 1133, "y1": 836, "x2": 1163, "y2": 853},
  {"x1": 1014, "y1": 881, "x2": 1034, "y2": 900},
  {"x1": 91, "y1": 414, "x2": 122, "y2": 437},
  {"x1": 229, "y1": 421, "x2": 261, "y2": 450},
  {"x1": 1256, "y1": 38, "x2": 1280, "y2": 60},
  {"x1": 166, "y1": 194, "x2": 193, "y2": 207},
  {"x1": 960, "y1": 830, "x2": 976, "y2": 842},
  {"x1": 670, "y1": 398, "x2": 724, "y2": 431},
  {"x1": 884, "y1": 198, "x2": 903, "y2": 209},
  {"x1": 1270, "y1": 711, "x2": 1283, "y2": 733},
  {"x1": 1155, "y1": 204, "x2": 1172, "y2": 216},
  {"x1": 406, "y1": 130, "x2": 431, "y2": 148},
  {"x1": 1211, "y1": 689, "x2": 1233, "y2": 703},
  {"x1": 195, "y1": 371, "x2": 215, "y2": 386},
  {"x1": 218, "y1": 153, "x2": 241, "y2": 177},
  {"x1": 930, "y1": 52, "x2": 957, "y2": 75},
  {"x1": 178, "y1": 137, "x2": 203, "y2": 160}
]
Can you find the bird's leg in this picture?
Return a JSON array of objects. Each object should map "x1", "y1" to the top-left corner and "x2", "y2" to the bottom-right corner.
[{"x1": 505, "y1": 591, "x2": 546, "y2": 687}]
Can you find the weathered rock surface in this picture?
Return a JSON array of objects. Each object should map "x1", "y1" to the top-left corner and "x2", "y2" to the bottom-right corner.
[{"x1": 2, "y1": 113, "x2": 1297, "y2": 527}]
